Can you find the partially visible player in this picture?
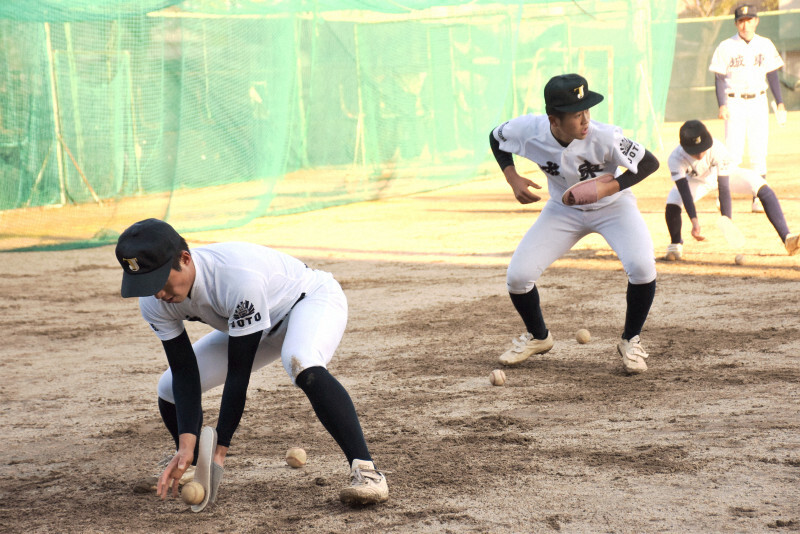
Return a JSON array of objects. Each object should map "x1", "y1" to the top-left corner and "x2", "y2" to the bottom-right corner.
[
  {"x1": 663, "y1": 120, "x2": 799, "y2": 259},
  {"x1": 115, "y1": 219, "x2": 388, "y2": 507},
  {"x1": 709, "y1": 4, "x2": 786, "y2": 213},
  {"x1": 489, "y1": 73, "x2": 660, "y2": 375}
]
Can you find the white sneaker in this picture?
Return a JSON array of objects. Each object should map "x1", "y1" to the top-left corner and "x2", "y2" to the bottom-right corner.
[
  {"x1": 664, "y1": 243, "x2": 682, "y2": 261},
  {"x1": 752, "y1": 197, "x2": 764, "y2": 213},
  {"x1": 617, "y1": 336, "x2": 648, "y2": 374},
  {"x1": 339, "y1": 459, "x2": 389, "y2": 505},
  {"x1": 785, "y1": 233, "x2": 799, "y2": 256},
  {"x1": 498, "y1": 331, "x2": 554, "y2": 366}
]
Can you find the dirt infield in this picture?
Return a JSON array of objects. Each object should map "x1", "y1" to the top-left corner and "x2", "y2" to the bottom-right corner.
[{"x1": 3, "y1": 116, "x2": 799, "y2": 533}]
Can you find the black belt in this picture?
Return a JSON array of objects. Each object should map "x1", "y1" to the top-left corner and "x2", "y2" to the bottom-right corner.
[
  {"x1": 267, "y1": 293, "x2": 306, "y2": 336},
  {"x1": 727, "y1": 91, "x2": 765, "y2": 100}
]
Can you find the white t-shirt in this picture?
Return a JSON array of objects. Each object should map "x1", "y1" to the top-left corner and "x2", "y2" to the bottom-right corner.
[
  {"x1": 492, "y1": 114, "x2": 645, "y2": 210},
  {"x1": 139, "y1": 242, "x2": 329, "y2": 341},
  {"x1": 708, "y1": 33, "x2": 783, "y2": 95},
  {"x1": 667, "y1": 139, "x2": 731, "y2": 185}
]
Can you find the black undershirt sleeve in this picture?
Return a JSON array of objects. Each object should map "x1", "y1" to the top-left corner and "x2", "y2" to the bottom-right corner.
[
  {"x1": 717, "y1": 175, "x2": 732, "y2": 218},
  {"x1": 615, "y1": 149, "x2": 659, "y2": 191},
  {"x1": 162, "y1": 329, "x2": 203, "y2": 437},
  {"x1": 489, "y1": 129, "x2": 514, "y2": 171},
  {"x1": 767, "y1": 70, "x2": 783, "y2": 104},
  {"x1": 675, "y1": 178, "x2": 697, "y2": 220},
  {"x1": 215, "y1": 330, "x2": 262, "y2": 448},
  {"x1": 715, "y1": 73, "x2": 727, "y2": 107}
]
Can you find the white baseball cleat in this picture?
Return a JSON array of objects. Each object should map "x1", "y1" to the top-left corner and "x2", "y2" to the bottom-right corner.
[
  {"x1": 664, "y1": 243, "x2": 682, "y2": 261},
  {"x1": 785, "y1": 233, "x2": 799, "y2": 256},
  {"x1": 498, "y1": 331, "x2": 554, "y2": 366},
  {"x1": 618, "y1": 336, "x2": 648, "y2": 374},
  {"x1": 751, "y1": 197, "x2": 764, "y2": 213},
  {"x1": 339, "y1": 459, "x2": 389, "y2": 505}
]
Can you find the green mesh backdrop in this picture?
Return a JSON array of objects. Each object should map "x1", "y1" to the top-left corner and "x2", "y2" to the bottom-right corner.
[{"x1": 0, "y1": 0, "x2": 676, "y2": 251}]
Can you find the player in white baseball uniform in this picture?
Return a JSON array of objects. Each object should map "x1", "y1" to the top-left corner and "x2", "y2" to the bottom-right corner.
[
  {"x1": 115, "y1": 219, "x2": 388, "y2": 507},
  {"x1": 663, "y1": 120, "x2": 799, "y2": 259},
  {"x1": 709, "y1": 4, "x2": 786, "y2": 213},
  {"x1": 489, "y1": 74, "x2": 660, "y2": 375}
]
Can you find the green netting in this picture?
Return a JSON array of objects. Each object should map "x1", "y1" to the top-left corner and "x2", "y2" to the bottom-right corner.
[{"x1": 0, "y1": 0, "x2": 676, "y2": 251}]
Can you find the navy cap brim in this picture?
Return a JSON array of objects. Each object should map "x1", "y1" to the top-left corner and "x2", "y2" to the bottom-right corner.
[
  {"x1": 552, "y1": 91, "x2": 604, "y2": 112},
  {"x1": 120, "y1": 260, "x2": 173, "y2": 298},
  {"x1": 683, "y1": 137, "x2": 712, "y2": 155}
]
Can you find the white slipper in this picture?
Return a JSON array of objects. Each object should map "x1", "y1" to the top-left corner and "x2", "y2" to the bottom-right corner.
[{"x1": 191, "y1": 426, "x2": 217, "y2": 513}]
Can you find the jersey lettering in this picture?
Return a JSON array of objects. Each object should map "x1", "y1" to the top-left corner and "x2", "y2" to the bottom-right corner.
[
  {"x1": 497, "y1": 122, "x2": 508, "y2": 142},
  {"x1": 230, "y1": 300, "x2": 261, "y2": 329},
  {"x1": 754, "y1": 53, "x2": 764, "y2": 67},
  {"x1": 578, "y1": 161, "x2": 602, "y2": 180},
  {"x1": 618, "y1": 138, "x2": 639, "y2": 165},
  {"x1": 539, "y1": 162, "x2": 560, "y2": 176},
  {"x1": 149, "y1": 322, "x2": 160, "y2": 332},
  {"x1": 230, "y1": 312, "x2": 262, "y2": 329},
  {"x1": 729, "y1": 55, "x2": 745, "y2": 68}
]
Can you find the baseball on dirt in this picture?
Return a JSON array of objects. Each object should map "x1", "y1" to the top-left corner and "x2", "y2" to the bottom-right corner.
[
  {"x1": 285, "y1": 447, "x2": 307, "y2": 468},
  {"x1": 735, "y1": 254, "x2": 745, "y2": 265},
  {"x1": 181, "y1": 481, "x2": 205, "y2": 505},
  {"x1": 489, "y1": 369, "x2": 506, "y2": 386},
  {"x1": 576, "y1": 328, "x2": 591, "y2": 344}
]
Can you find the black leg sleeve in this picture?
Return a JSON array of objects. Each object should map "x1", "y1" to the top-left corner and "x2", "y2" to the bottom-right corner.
[
  {"x1": 623, "y1": 280, "x2": 656, "y2": 341},
  {"x1": 509, "y1": 287, "x2": 548, "y2": 339},
  {"x1": 757, "y1": 186, "x2": 790, "y2": 241},
  {"x1": 665, "y1": 204, "x2": 683, "y2": 245},
  {"x1": 295, "y1": 366, "x2": 372, "y2": 466}
]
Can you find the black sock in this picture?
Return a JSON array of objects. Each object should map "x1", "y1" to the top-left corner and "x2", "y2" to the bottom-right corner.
[
  {"x1": 295, "y1": 367, "x2": 371, "y2": 466},
  {"x1": 622, "y1": 280, "x2": 656, "y2": 340},
  {"x1": 757, "y1": 186, "x2": 790, "y2": 241},
  {"x1": 158, "y1": 397, "x2": 201, "y2": 465},
  {"x1": 509, "y1": 287, "x2": 548, "y2": 339},
  {"x1": 665, "y1": 204, "x2": 683, "y2": 244}
]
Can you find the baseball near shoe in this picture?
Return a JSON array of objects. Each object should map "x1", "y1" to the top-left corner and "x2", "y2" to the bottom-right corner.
[
  {"x1": 339, "y1": 459, "x2": 389, "y2": 505},
  {"x1": 785, "y1": 233, "x2": 799, "y2": 256},
  {"x1": 664, "y1": 243, "x2": 682, "y2": 261},
  {"x1": 498, "y1": 331, "x2": 554, "y2": 366},
  {"x1": 618, "y1": 335, "x2": 648, "y2": 374},
  {"x1": 751, "y1": 197, "x2": 765, "y2": 213}
]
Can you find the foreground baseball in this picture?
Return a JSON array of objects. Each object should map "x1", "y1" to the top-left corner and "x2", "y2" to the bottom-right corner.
[
  {"x1": 735, "y1": 254, "x2": 745, "y2": 265},
  {"x1": 181, "y1": 481, "x2": 204, "y2": 505},
  {"x1": 489, "y1": 369, "x2": 506, "y2": 386},
  {"x1": 286, "y1": 447, "x2": 307, "y2": 468},
  {"x1": 576, "y1": 328, "x2": 591, "y2": 344}
]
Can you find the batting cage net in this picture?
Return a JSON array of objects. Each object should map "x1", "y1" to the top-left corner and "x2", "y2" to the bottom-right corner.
[{"x1": 0, "y1": 0, "x2": 676, "y2": 251}]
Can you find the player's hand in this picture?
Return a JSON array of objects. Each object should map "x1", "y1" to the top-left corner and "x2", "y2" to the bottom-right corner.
[
  {"x1": 156, "y1": 450, "x2": 192, "y2": 499},
  {"x1": 690, "y1": 217, "x2": 705, "y2": 241},
  {"x1": 718, "y1": 105, "x2": 729, "y2": 121},
  {"x1": 505, "y1": 172, "x2": 542, "y2": 204}
]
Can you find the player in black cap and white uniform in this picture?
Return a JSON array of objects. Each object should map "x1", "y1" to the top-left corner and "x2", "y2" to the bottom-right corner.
[
  {"x1": 115, "y1": 219, "x2": 388, "y2": 508},
  {"x1": 709, "y1": 4, "x2": 786, "y2": 213},
  {"x1": 489, "y1": 73, "x2": 660, "y2": 374},
  {"x1": 664, "y1": 119, "x2": 798, "y2": 259}
]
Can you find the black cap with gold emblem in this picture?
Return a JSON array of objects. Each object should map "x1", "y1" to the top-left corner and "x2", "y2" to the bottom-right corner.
[
  {"x1": 734, "y1": 4, "x2": 757, "y2": 21},
  {"x1": 544, "y1": 73, "x2": 604, "y2": 113},
  {"x1": 679, "y1": 120, "x2": 713, "y2": 155},
  {"x1": 115, "y1": 218, "x2": 182, "y2": 298}
]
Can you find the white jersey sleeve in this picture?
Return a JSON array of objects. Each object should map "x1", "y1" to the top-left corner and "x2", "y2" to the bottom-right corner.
[{"x1": 491, "y1": 114, "x2": 537, "y2": 156}]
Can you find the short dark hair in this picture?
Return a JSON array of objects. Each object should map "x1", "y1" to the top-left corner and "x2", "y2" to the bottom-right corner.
[
  {"x1": 170, "y1": 236, "x2": 190, "y2": 271},
  {"x1": 546, "y1": 107, "x2": 568, "y2": 120}
]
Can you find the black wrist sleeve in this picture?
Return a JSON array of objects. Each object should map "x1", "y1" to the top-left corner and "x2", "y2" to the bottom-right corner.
[
  {"x1": 216, "y1": 330, "x2": 262, "y2": 447},
  {"x1": 162, "y1": 330, "x2": 203, "y2": 437},
  {"x1": 675, "y1": 178, "x2": 697, "y2": 219},
  {"x1": 767, "y1": 70, "x2": 783, "y2": 105},
  {"x1": 615, "y1": 149, "x2": 659, "y2": 191},
  {"x1": 489, "y1": 130, "x2": 514, "y2": 171}
]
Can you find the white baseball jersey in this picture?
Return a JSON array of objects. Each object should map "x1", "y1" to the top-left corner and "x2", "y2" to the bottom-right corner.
[
  {"x1": 492, "y1": 115, "x2": 645, "y2": 210},
  {"x1": 667, "y1": 139, "x2": 730, "y2": 185},
  {"x1": 709, "y1": 33, "x2": 783, "y2": 95},
  {"x1": 140, "y1": 242, "x2": 330, "y2": 341}
]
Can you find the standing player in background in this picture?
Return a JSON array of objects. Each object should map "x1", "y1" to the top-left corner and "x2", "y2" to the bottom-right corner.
[
  {"x1": 709, "y1": 4, "x2": 786, "y2": 213},
  {"x1": 663, "y1": 119, "x2": 798, "y2": 260},
  {"x1": 489, "y1": 73, "x2": 660, "y2": 375},
  {"x1": 115, "y1": 219, "x2": 388, "y2": 509}
]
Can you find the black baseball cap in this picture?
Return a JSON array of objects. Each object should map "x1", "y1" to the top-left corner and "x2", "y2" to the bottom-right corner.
[
  {"x1": 679, "y1": 120, "x2": 713, "y2": 155},
  {"x1": 115, "y1": 218, "x2": 182, "y2": 298},
  {"x1": 734, "y1": 4, "x2": 757, "y2": 21},
  {"x1": 544, "y1": 73, "x2": 604, "y2": 113}
]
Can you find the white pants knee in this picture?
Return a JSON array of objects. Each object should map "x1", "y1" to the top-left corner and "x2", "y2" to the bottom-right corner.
[
  {"x1": 507, "y1": 193, "x2": 656, "y2": 294},
  {"x1": 157, "y1": 277, "x2": 348, "y2": 402}
]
